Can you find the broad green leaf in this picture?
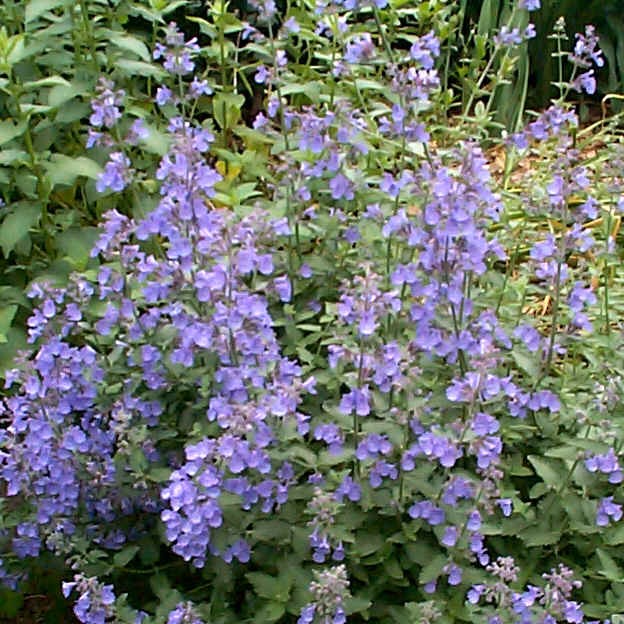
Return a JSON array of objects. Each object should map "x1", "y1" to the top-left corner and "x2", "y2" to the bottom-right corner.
[
  {"x1": 0, "y1": 327, "x2": 27, "y2": 373},
  {"x1": 528, "y1": 455, "x2": 564, "y2": 488},
  {"x1": 44, "y1": 154, "x2": 101, "y2": 187},
  {"x1": 251, "y1": 519, "x2": 292, "y2": 542},
  {"x1": 354, "y1": 79, "x2": 387, "y2": 91},
  {"x1": 149, "y1": 573, "x2": 172, "y2": 600},
  {"x1": 418, "y1": 554, "x2": 447, "y2": 584},
  {"x1": 246, "y1": 572, "x2": 292, "y2": 602},
  {"x1": 25, "y1": 0, "x2": 69, "y2": 23},
  {"x1": 56, "y1": 227, "x2": 99, "y2": 268},
  {"x1": 353, "y1": 532, "x2": 385, "y2": 558},
  {"x1": 212, "y1": 92, "x2": 245, "y2": 130},
  {"x1": 147, "y1": 467, "x2": 172, "y2": 483},
  {"x1": 116, "y1": 59, "x2": 166, "y2": 79},
  {"x1": 0, "y1": 150, "x2": 29, "y2": 166},
  {"x1": 344, "y1": 596, "x2": 372, "y2": 615},
  {"x1": 113, "y1": 544, "x2": 140, "y2": 567},
  {"x1": 19, "y1": 104, "x2": 54, "y2": 115},
  {"x1": 109, "y1": 33, "x2": 151, "y2": 62},
  {"x1": 48, "y1": 82, "x2": 83, "y2": 107},
  {"x1": 254, "y1": 601, "x2": 285, "y2": 623},
  {"x1": 597, "y1": 549, "x2": 624, "y2": 582},
  {"x1": 0, "y1": 120, "x2": 27, "y2": 146},
  {"x1": 512, "y1": 350, "x2": 540, "y2": 378},
  {"x1": 186, "y1": 16, "x2": 217, "y2": 38},
  {"x1": 142, "y1": 125, "x2": 170, "y2": 156},
  {"x1": 0, "y1": 202, "x2": 41, "y2": 256},
  {"x1": 519, "y1": 526, "x2": 561, "y2": 547},
  {"x1": 0, "y1": 305, "x2": 18, "y2": 343},
  {"x1": 22, "y1": 76, "x2": 71, "y2": 90}
]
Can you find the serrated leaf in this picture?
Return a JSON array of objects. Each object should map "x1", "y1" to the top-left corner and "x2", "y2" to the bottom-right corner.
[
  {"x1": 512, "y1": 350, "x2": 540, "y2": 378},
  {"x1": 528, "y1": 455, "x2": 564, "y2": 488},
  {"x1": 344, "y1": 596, "x2": 372, "y2": 615},
  {"x1": 251, "y1": 519, "x2": 292, "y2": 542},
  {"x1": 254, "y1": 601, "x2": 285, "y2": 623},
  {"x1": 246, "y1": 572, "x2": 292, "y2": 602},
  {"x1": 520, "y1": 527, "x2": 561, "y2": 546},
  {"x1": 418, "y1": 554, "x2": 447, "y2": 584},
  {"x1": 606, "y1": 523, "x2": 624, "y2": 546},
  {"x1": 597, "y1": 548, "x2": 624, "y2": 582}
]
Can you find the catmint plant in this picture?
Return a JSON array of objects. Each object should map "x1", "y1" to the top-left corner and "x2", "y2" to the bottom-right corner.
[{"x1": 0, "y1": 3, "x2": 622, "y2": 624}]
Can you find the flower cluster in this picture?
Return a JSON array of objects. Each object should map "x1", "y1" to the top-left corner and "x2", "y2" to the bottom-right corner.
[
  {"x1": 62, "y1": 575, "x2": 116, "y2": 624},
  {"x1": 298, "y1": 565, "x2": 350, "y2": 624}
]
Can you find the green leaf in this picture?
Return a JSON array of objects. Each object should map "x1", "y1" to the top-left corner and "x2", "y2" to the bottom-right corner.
[
  {"x1": 138, "y1": 537, "x2": 160, "y2": 566},
  {"x1": 113, "y1": 544, "x2": 140, "y2": 567},
  {"x1": 25, "y1": 0, "x2": 69, "y2": 23},
  {"x1": 0, "y1": 305, "x2": 18, "y2": 343},
  {"x1": 149, "y1": 573, "x2": 172, "y2": 599},
  {"x1": 252, "y1": 519, "x2": 292, "y2": 542},
  {"x1": 0, "y1": 202, "x2": 41, "y2": 256},
  {"x1": 0, "y1": 120, "x2": 27, "y2": 146},
  {"x1": 418, "y1": 554, "x2": 447, "y2": 584},
  {"x1": 246, "y1": 572, "x2": 292, "y2": 602},
  {"x1": 186, "y1": 16, "x2": 217, "y2": 38},
  {"x1": 44, "y1": 154, "x2": 101, "y2": 187},
  {"x1": 521, "y1": 526, "x2": 562, "y2": 546},
  {"x1": 254, "y1": 601, "x2": 285, "y2": 623},
  {"x1": 19, "y1": 104, "x2": 53, "y2": 115},
  {"x1": 0, "y1": 588, "x2": 24, "y2": 618},
  {"x1": 116, "y1": 59, "x2": 166, "y2": 79},
  {"x1": 512, "y1": 350, "x2": 540, "y2": 378},
  {"x1": 56, "y1": 227, "x2": 99, "y2": 268},
  {"x1": 48, "y1": 82, "x2": 83, "y2": 107},
  {"x1": 0, "y1": 327, "x2": 27, "y2": 373},
  {"x1": 212, "y1": 92, "x2": 245, "y2": 130},
  {"x1": 22, "y1": 76, "x2": 71, "y2": 90},
  {"x1": 109, "y1": 33, "x2": 151, "y2": 62},
  {"x1": 141, "y1": 125, "x2": 170, "y2": 156},
  {"x1": 597, "y1": 548, "x2": 624, "y2": 582},
  {"x1": 147, "y1": 467, "x2": 172, "y2": 483},
  {"x1": 0, "y1": 150, "x2": 29, "y2": 166},
  {"x1": 353, "y1": 532, "x2": 385, "y2": 557},
  {"x1": 344, "y1": 596, "x2": 372, "y2": 615},
  {"x1": 527, "y1": 455, "x2": 564, "y2": 488}
]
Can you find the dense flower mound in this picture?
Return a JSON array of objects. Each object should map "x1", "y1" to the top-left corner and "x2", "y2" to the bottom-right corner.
[{"x1": 0, "y1": 4, "x2": 623, "y2": 624}]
